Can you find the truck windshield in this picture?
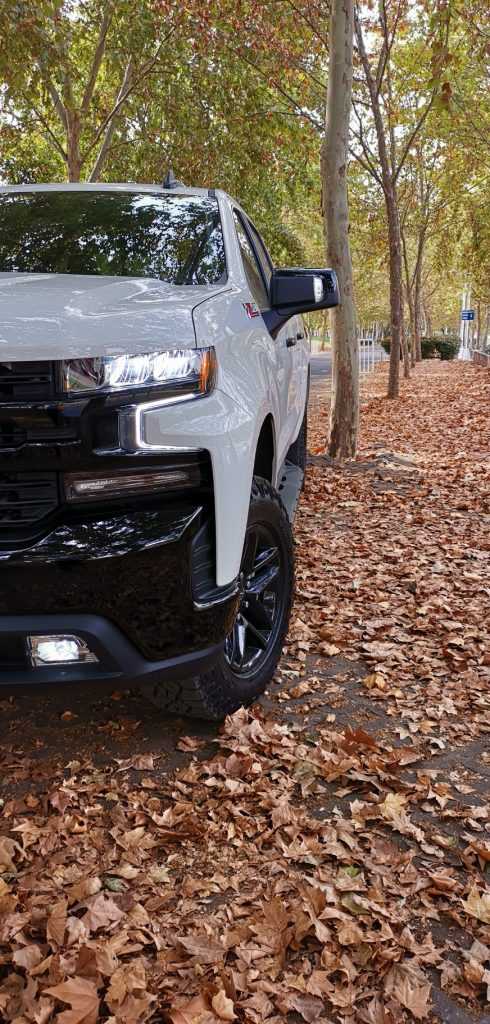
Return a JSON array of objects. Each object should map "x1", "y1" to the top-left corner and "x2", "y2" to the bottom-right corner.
[{"x1": 0, "y1": 190, "x2": 227, "y2": 285}]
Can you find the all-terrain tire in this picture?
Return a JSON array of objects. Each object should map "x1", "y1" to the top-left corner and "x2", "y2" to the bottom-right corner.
[{"x1": 142, "y1": 477, "x2": 294, "y2": 720}]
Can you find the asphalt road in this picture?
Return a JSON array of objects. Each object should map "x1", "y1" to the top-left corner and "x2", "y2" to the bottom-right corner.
[{"x1": 310, "y1": 344, "x2": 387, "y2": 378}]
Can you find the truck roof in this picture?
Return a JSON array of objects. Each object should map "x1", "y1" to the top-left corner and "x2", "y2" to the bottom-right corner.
[{"x1": 0, "y1": 182, "x2": 215, "y2": 198}]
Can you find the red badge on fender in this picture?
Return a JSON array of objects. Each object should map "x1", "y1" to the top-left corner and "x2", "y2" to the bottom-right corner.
[{"x1": 243, "y1": 302, "x2": 260, "y2": 319}]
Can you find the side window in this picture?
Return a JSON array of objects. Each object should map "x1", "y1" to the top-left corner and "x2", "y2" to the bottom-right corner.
[
  {"x1": 233, "y1": 211, "x2": 269, "y2": 310},
  {"x1": 245, "y1": 218, "x2": 273, "y2": 290}
]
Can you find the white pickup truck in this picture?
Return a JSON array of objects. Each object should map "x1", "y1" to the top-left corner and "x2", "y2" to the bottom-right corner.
[{"x1": 0, "y1": 180, "x2": 339, "y2": 718}]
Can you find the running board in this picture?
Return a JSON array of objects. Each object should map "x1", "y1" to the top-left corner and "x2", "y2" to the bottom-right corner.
[{"x1": 278, "y1": 460, "x2": 304, "y2": 523}]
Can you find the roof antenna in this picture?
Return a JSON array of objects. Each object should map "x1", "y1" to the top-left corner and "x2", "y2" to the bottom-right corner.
[{"x1": 162, "y1": 167, "x2": 184, "y2": 189}]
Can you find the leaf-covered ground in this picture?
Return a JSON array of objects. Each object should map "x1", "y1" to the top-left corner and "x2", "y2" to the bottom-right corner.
[{"x1": 0, "y1": 360, "x2": 489, "y2": 1024}]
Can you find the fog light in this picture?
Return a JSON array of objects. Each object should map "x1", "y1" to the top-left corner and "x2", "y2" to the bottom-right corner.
[{"x1": 27, "y1": 635, "x2": 98, "y2": 667}]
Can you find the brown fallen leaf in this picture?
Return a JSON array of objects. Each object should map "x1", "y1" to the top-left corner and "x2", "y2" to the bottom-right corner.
[
  {"x1": 179, "y1": 935, "x2": 225, "y2": 963},
  {"x1": 337, "y1": 920, "x2": 364, "y2": 945},
  {"x1": 362, "y1": 672, "x2": 387, "y2": 691},
  {"x1": 46, "y1": 898, "x2": 67, "y2": 947},
  {"x1": 211, "y1": 990, "x2": 236, "y2": 1021},
  {"x1": 177, "y1": 736, "x2": 207, "y2": 752},
  {"x1": 13, "y1": 944, "x2": 43, "y2": 970},
  {"x1": 462, "y1": 885, "x2": 490, "y2": 924},
  {"x1": 385, "y1": 962, "x2": 431, "y2": 1020},
  {"x1": 318, "y1": 642, "x2": 341, "y2": 657},
  {"x1": 361, "y1": 641, "x2": 396, "y2": 659},
  {"x1": 167, "y1": 994, "x2": 215, "y2": 1024},
  {"x1": 278, "y1": 992, "x2": 325, "y2": 1022},
  {"x1": 45, "y1": 977, "x2": 100, "y2": 1024},
  {"x1": 341, "y1": 726, "x2": 378, "y2": 751},
  {"x1": 0, "y1": 835, "x2": 22, "y2": 872},
  {"x1": 82, "y1": 892, "x2": 124, "y2": 933}
]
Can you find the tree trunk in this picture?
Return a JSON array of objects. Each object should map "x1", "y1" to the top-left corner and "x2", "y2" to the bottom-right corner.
[
  {"x1": 66, "y1": 109, "x2": 82, "y2": 181},
  {"x1": 402, "y1": 326, "x2": 410, "y2": 378},
  {"x1": 423, "y1": 301, "x2": 432, "y2": 336},
  {"x1": 407, "y1": 289, "x2": 416, "y2": 369},
  {"x1": 354, "y1": 11, "x2": 402, "y2": 398},
  {"x1": 414, "y1": 257, "x2": 423, "y2": 361},
  {"x1": 476, "y1": 301, "x2": 482, "y2": 348},
  {"x1": 401, "y1": 228, "x2": 416, "y2": 368},
  {"x1": 322, "y1": 0, "x2": 358, "y2": 459},
  {"x1": 385, "y1": 182, "x2": 403, "y2": 398}
]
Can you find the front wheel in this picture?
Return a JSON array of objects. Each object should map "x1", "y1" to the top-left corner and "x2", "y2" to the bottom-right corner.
[{"x1": 142, "y1": 477, "x2": 294, "y2": 720}]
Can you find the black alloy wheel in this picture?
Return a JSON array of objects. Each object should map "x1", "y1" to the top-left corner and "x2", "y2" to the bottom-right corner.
[
  {"x1": 224, "y1": 523, "x2": 284, "y2": 676},
  {"x1": 142, "y1": 477, "x2": 295, "y2": 719}
]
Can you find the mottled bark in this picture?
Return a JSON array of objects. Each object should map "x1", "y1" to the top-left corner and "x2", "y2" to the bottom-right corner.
[
  {"x1": 355, "y1": 10, "x2": 403, "y2": 399},
  {"x1": 384, "y1": 173, "x2": 404, "y2": 396},
  {"x1": 66, "y1": 109, "x2": 82, "y2": 181},
  {"x1": 322, "y1": 0, "x2": 359, "y2": 459},
  {"x1": 414, "y1": 256, "x2": 423, "y2": 360},
  {"x1": 401, "y1": 228, "x2": 416, "y2": 368}
]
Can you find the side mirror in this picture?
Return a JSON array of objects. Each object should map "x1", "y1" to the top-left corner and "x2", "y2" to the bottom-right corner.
[{"x1": 270, "y1": 268, "x2": 340, "y2": 316}]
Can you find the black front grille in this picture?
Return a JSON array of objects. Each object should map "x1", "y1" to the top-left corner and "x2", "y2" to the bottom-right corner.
[
  {"x1": 0, "y1": 361, "x2": 55, "y2": 402},
  {"x1": 0, "y1": 473, "x2": 59, "y2": 527}
]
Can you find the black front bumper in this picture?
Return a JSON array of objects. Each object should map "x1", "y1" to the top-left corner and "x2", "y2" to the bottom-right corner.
[
  {"x1": 0, "y1": 614, "x2": 223, "y2": 689},
  {"x1": 0, "y1": 374, "x2": 239, "y2": 689},
  {"x1": 0, "y1": 502, "x2": 238, "y2": 688}
]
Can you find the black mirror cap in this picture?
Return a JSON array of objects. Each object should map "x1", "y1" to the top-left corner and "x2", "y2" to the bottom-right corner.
[{"x1": 271, "y1": 267, "x2": 340, "y2": 316}]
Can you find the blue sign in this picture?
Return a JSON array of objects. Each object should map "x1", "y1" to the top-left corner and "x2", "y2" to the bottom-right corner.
[{"x1": 462, "y1": 309, "x2": 475, "y2": 321}]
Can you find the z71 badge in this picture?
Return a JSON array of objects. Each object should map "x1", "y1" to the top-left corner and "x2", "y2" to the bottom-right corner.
[{"x1": 243, "y1": 301, "x2": 260, "y2": 319}]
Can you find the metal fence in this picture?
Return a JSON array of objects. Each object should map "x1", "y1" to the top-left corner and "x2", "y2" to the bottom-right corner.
[
  {"x1": 310, "y1": 323, "x2": 389, "y2": 376},
  {"x1": 458, "y1": 339, "x2": 490, "y2": 366},
  {"x1": 358, "y1": 322, "x2": 388, "y2": 376}
]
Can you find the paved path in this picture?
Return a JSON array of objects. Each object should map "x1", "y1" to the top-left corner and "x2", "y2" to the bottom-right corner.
[{"x1": 310, "y1": 344, "x2": 386, "y2": 379}]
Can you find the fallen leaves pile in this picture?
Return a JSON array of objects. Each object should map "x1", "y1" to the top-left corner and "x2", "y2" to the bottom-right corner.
[
  {"x1": 0, "y1": 360, "x2": 489, "y2": 1023},
  {"x1": 293, "y1": 360, "x2": 489, "y2": 752}
]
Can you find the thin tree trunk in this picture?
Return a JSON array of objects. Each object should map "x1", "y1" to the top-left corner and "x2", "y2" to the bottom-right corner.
[
  {"x1": 407, "y1": 287, "x2": 416, "y2": 369},
  {"x1": 476, "y1": 301, "x2": 481, "y2": 348},
  {"x1": 66, "y1": 109, "x2": 82, "y2": 181},
  {"x1": 355, "y1": 10, "x2": 402, "y2": 398},
  {"x1": 88, "y1": 60, "x2": 133, "y2": 182},
  {"x1": 401, "y1": 227, "x2": 416, "y2": 368},
  {"x1": 322, "y1": 0, "x2": 358, "y2": 459},
  {"x1": 402, "y1": 327, "x2": 410, "y2": 377},
  {"x1": 414, "y1": 256, "x2": 423, "y2": 360},
  {"x1": 385, "y1": 182, "x2": 403, "y2": 396},
  {"x1": 423, "y1": 301, "x2": 432, "y2": 336}
]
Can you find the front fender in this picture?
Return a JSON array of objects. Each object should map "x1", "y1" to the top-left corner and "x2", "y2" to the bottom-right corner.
[{"x1": 140, "y1": 390, "x2": 267, "y2": 586}]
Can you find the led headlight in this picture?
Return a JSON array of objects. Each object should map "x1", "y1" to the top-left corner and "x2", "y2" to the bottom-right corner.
[{"x1": 61, "y1": 348, "x2": 216, "y2": 397}]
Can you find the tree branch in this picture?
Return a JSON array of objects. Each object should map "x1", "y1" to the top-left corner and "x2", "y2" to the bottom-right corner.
[
  {"x1": 88, "y1": 58, "x2": 133, "y2": 180},
  {"x1": 21, "y1": 94, "x2": 67, "y2": 161},
  {"x1": 81, "y1": 6, "x2": 112, "y2": 114},
  {"x1": 349, "y1": 146, "x2": 383, "y2": 187},
  {"x1": 82, "y1": 24, "x2": 180, "y2": 167},
  {"x1": 37, "y1": 66, "x2": 68, "y2": 131},
  {"x1": 284, "y1": 0, "x2": 329, "y2": 46},
  {"x1": 222, "y1": 38, "x2": 323, "y2": 131},
  {"x1": 394, "y1": 95, "x2": 434, "y2": 182}
]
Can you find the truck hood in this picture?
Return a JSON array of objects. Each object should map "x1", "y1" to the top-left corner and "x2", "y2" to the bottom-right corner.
[{"x1": 0, "y1": 273, "x2": 227, "y2": 360}]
